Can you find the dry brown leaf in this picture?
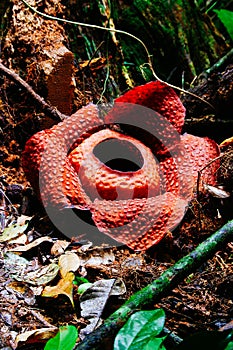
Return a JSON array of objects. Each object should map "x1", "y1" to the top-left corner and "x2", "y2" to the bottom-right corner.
[
  {"x1": 8, "y1": 234, "x2": 28, "y2": 245},
  {"x1": 15, "y1": 327, "x2": 57, "y2": 348},
  {"x1": 79, "y1": 278, "x2": 117, "y2": 339},
  {"x1": 79, "y1": 250, "x2": 115, "y2": 267},
  {"x1": 59, "y1": 252, "x2": 80, "y2": 278},
  {"x1": 9, "y1": 236, "x2": 53, "y2": 252},
  {"x1": 0, "y1": 215, "x2": 32, "y2": 242},
  {"x1": 16, "y1": 263, "x2": 60, "y2": 286},
  {"x1": 6, "y1": 281, "x2": 36, "y2": 305},
  {"x1": 51, "y1": 240, "x2": 70, "y2": 256}
]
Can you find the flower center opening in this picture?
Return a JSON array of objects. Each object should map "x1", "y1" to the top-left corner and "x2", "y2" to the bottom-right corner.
[{"x1": 93, "y1": 138, "x2": 144, "y2": 172}]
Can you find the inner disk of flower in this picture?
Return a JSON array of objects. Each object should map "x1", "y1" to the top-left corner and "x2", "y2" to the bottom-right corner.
[
  {"x1": 93, "y1": 138, "x2": 144, "y2": 172},
  {"x1": 68, "y1": 129, "x2": 160, "y2": 201}
]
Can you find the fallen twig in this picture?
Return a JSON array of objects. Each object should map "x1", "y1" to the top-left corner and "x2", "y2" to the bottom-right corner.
[
  {"x1": 0, "y1": 61, "x2": 67, "y2": 122},
  {"x1": 28, "y1": 308, "x2": 56, "y2": 328},
  {"x1": 74, "y1": 220, "x2": 233, "y2": 349}
]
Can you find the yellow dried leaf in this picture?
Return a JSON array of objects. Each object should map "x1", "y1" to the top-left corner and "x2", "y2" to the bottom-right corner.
[{"x1": 42, "y1": 272, "x2": 75, "y2": 307}]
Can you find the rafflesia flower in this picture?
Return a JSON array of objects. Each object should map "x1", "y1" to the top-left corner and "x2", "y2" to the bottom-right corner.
[{"x1": 22, "y1": 81, "x2": 220, "y2": 250}]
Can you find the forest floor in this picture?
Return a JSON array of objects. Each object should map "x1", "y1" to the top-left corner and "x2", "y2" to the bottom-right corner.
[{"x1": 0, "y1": 59, "x2": 233, "y2": 349}]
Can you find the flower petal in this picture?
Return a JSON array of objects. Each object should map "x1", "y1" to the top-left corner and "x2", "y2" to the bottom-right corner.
[
  {"x1": 181, "y1": 133, "x2": 220, "y2": 186},
  {"x1": 91, "y1": 192, "x2": 187, "y2": 251},
  {"x1": 23, "y1": 104, "x2": 103, "y2": 208},
  {"x1": 112, "y1": 81, "x2": 185, "y2": 133}
]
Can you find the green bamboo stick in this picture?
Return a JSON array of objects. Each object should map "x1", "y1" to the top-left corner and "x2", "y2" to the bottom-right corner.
[{"x1": 75, "y1": 220, "x2": 233, "y2": 349}]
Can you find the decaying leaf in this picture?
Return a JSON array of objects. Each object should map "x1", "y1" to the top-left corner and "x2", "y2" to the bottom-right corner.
[
  {"x1": 9, "y1": 236, "x2": 53, "y2": 252},
  {"x1": 15, "y1": 327, "x2": 57, "y2": 348},
  {"x1": 79, "y1": 278, "x2": 125, "y2": 339},
  {"x1": 59, "y1": 252, "x2": 80, "y2": 278},
  {"x1": 79, "y1": 249, "x2": 115, "y2": 267},
  {"x1": 3, "y1": 252, "x2": 29, "y2": 274},
  {"x1": 220, "y1": 136, "x2": 233, "y2": 148},
  {"x1": 203, "y1": 183, "x2": 230, "y2": 198},
  {"x1": 6, "y1": 281, "x2": 36, "y2": 306},
  {"x1": 0, "y1": 215, "x2": 32, "y2": 242},
  {"x1": 16, "y1": 263, "x2": 60, "y2": 286},
  {"x1": 110, "y1": 278, "x2": 127, "y2": 296},
  {"x1": 8, "y1": 234, "x2": 27, "y2": 245},
  {"x1": 51, "y1": 240, "x2": 70, "y2": 256},
  {"x1": 42, "y1": 271, "x2": 75, "y2": 307},
  {"x1": 78, "y1": 241, "x2": 93, "y2": 251}
]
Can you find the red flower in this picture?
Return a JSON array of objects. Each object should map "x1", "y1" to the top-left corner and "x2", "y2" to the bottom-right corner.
[{"x1": 22, "y1": 82, "x2": 219, "y2": 250}]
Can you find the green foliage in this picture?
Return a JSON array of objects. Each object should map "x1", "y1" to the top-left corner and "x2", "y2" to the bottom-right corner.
[
  {"x1": 44, "y1": 325, "x2": 78, "y2": 350},
  {"x1": 195, "y1": 0, "x2": 218, "y2": 13},
  {"x1": 224, "y1": 340, "x2": 233, "y2": 350},
  {"x1": 77, "y1": 282, "x2": 93, "y2": 295},
  {"x1": 113, "y1": 309, "x2": 166, "y2": 350},
  {"x1": 74, "y1": 276, "x2": 93, "y2": 295},
  {"x1": 214, "y1": 9, "x2": 233, "y2": 40},
  {"x1": 195, "y1": 0, "x2": 229, "y2": 13},
  {"x1": 73, "y1": 276, "x2": 90, "y2": 286},
  {"x1": 114, "y1": 308, "x2": 233, "y2": 350}
]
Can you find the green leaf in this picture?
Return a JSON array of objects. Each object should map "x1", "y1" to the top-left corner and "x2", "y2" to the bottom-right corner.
[
  {"x1": 224, "y1": 330, "x2": 233, "y2": 350},
  {"x1": 77, "y1": 283, "x2": 93, "y2": 295},
  {"x1": 74, "y1": 276, "x2": 90, "y2": 286},
  {"x1": 144, "y1": 336, "x2": 167, "y2": 350},
  {"x1": 114, "y1": 309, "x2": 165, "y2": 350},
  {"x1": 44, "y1": 325, "x2": 78, "y2": 350},
  {"x1": 224, "y1": 341, "x2": 233, "y2": 350},
  {"x1": 214, "y1": 9, "x2": 233, "y2": 40}
]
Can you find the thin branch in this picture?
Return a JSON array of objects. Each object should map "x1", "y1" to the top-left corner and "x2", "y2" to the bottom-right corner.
[
  {"x1": 74, "y1": 220, "x2": 233, "y2": 349},
  {"x1": 0, "y1": 61, "x2": 67, "y2": 121}
]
